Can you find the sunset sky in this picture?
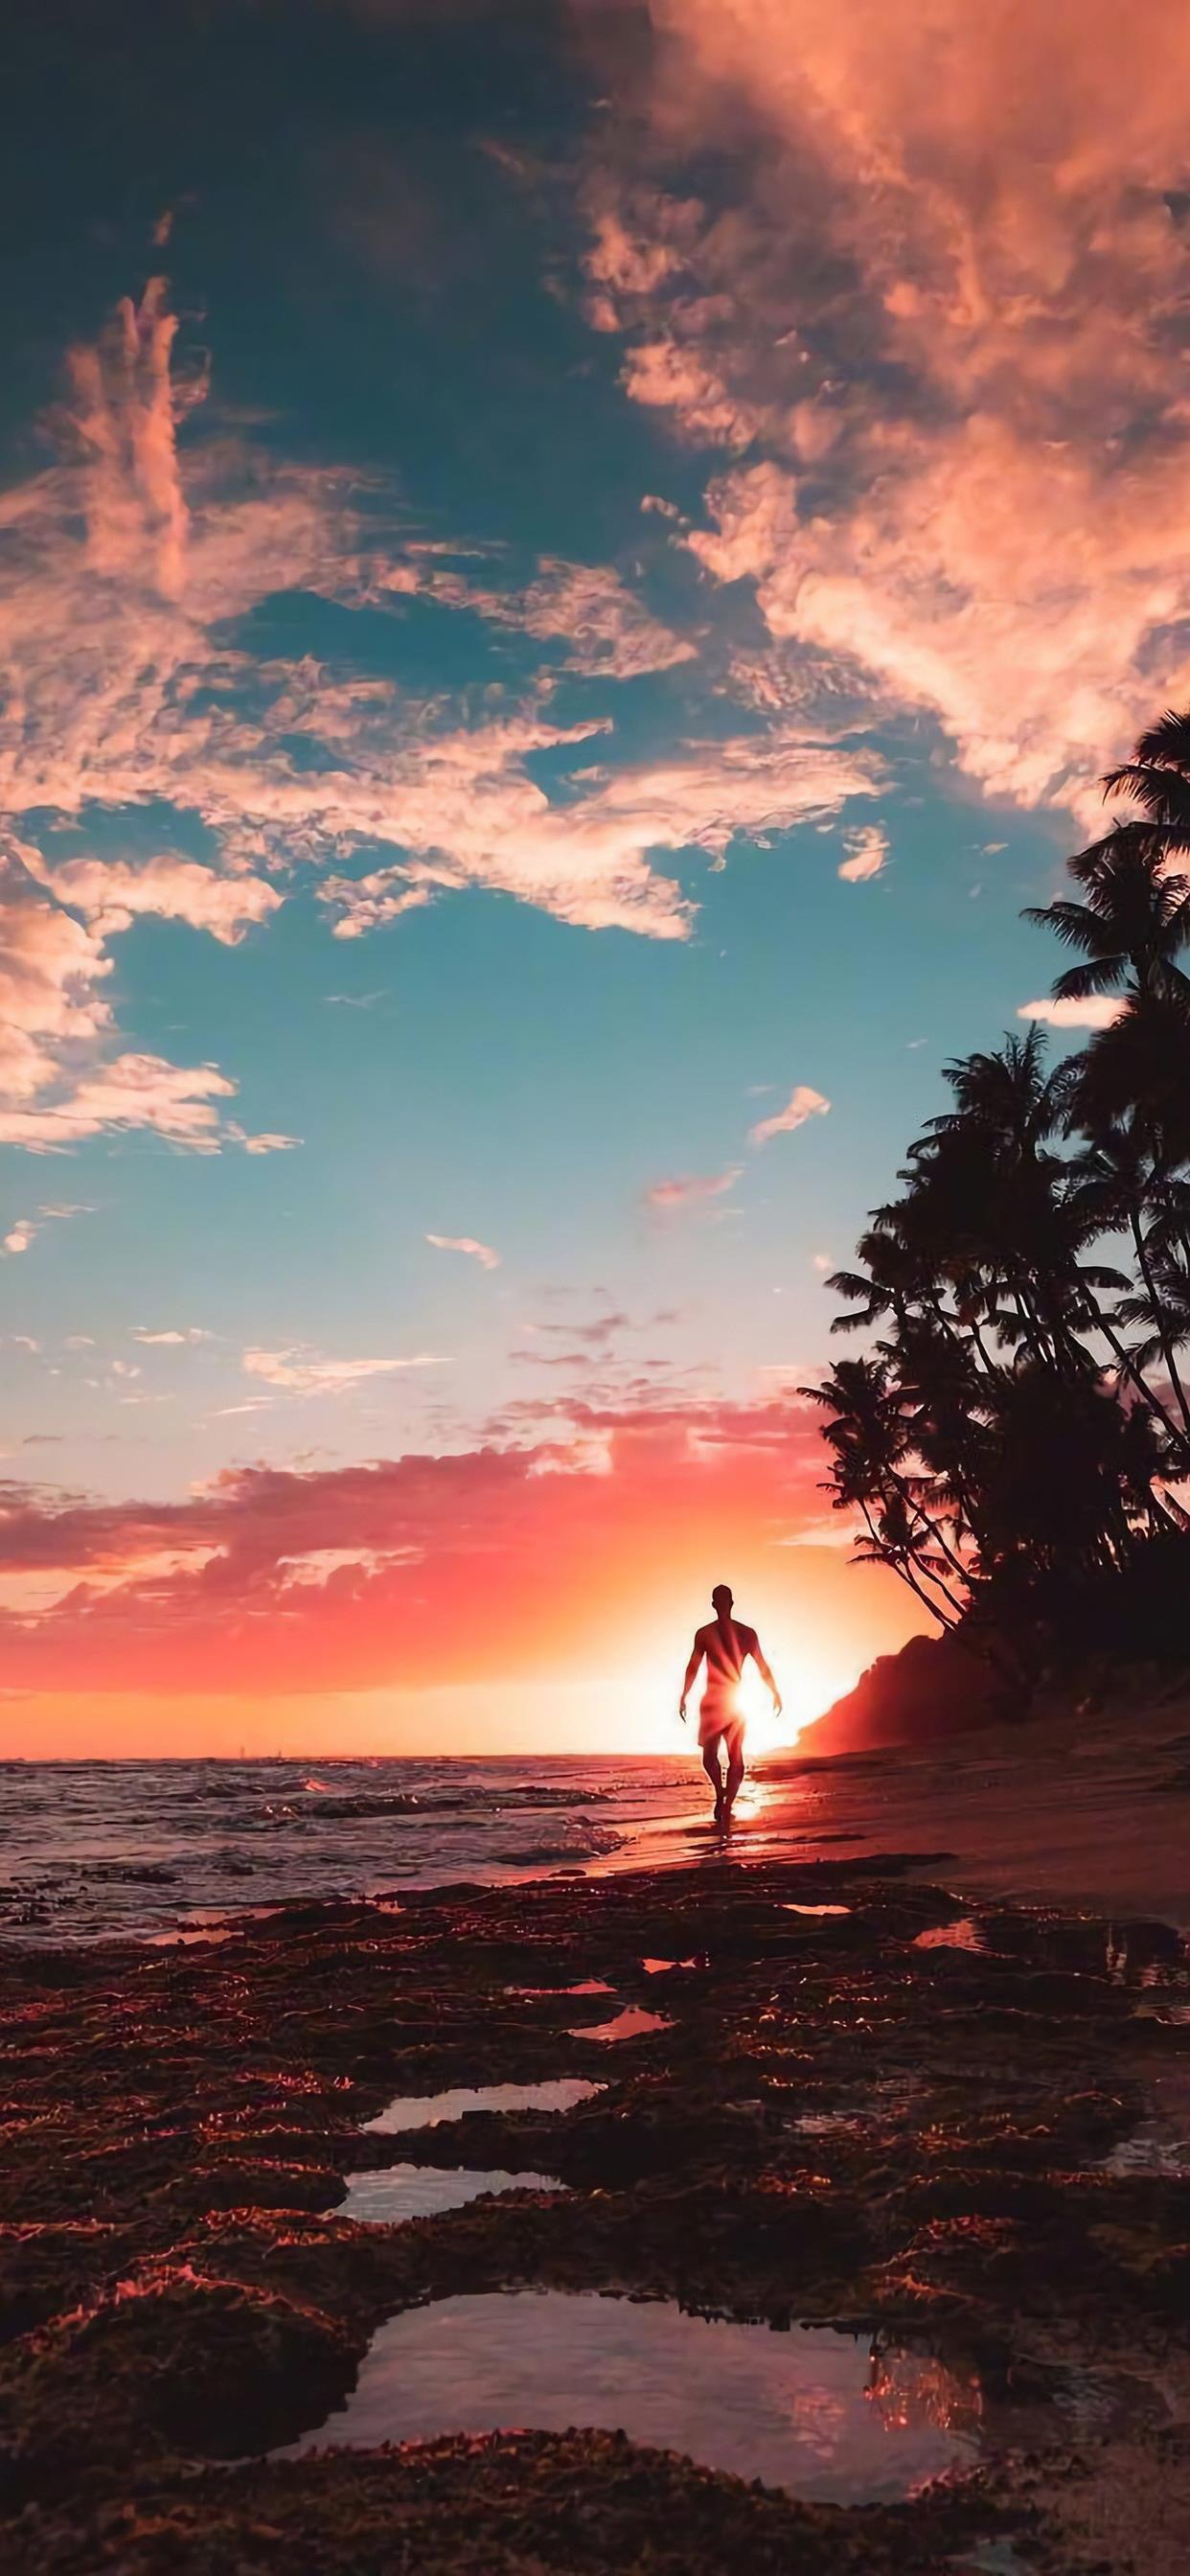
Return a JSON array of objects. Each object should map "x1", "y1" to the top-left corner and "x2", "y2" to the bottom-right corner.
[{"x1": 4, "y1": 0, "x2": 1189, "y2": 1756}]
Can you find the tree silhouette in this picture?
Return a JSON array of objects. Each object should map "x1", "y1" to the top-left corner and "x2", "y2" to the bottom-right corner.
[{"x1": 807, "y1": 704, "x2": 1190, "y2": 1661}]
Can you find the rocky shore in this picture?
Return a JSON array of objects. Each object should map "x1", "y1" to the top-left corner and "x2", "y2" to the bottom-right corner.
[{"x1": 2, "y1": 1852, "x2": 1190, "y2": 2572}]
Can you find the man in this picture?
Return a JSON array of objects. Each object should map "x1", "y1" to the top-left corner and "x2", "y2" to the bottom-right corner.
[{"x1": 679, "y1": 1584, "x2": 782, "y2": 1826}]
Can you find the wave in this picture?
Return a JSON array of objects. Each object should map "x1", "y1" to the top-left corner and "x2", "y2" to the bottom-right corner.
[
  {"x1": 492, "y1": 1818, "x2": 627, "y2": 1865},
  {"x1": 279, "y1": 1784, "x2": 615, "y2": 1824}
]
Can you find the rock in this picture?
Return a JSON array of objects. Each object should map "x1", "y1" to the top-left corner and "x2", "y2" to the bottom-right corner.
[{"x1": 798, "y1": 1632, "x2": 1017, "y2": 1755}]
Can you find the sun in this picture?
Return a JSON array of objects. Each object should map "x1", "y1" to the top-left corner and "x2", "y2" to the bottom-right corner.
[{"x1": 731, "y1": 1654, "x2": 850, "y2": 1756}]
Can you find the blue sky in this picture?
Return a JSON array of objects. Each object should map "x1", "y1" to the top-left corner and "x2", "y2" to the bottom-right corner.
[{"x1": 2, "y1": 0, "x2": 1181, "y2": 1748}]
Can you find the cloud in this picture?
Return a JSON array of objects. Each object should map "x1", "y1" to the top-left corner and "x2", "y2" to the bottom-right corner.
[
  {"x1": 316, "y1": 713, "x2": 877, "y2": 944},
  {"x1": 425, "y1": 1232, "x2": 502, "y2": 1270},
  {"x1": 23, "y1": 852, "x2": 282, "y2": 946},
  {"x1": 132, "y1": 1326, "x2": 215, "y2": 1346},
  {"x1": 0, "y1": 1052, "x2": 241, "y2": 1155},
  {"x1": 538, "y1": 1310, "x2": 630, "y2": 1346},
  {"x1": 409, "y1": 555, "x2": 698, "y2": 680},
  {"x1": 2, "y1": 1202, "x2": 90, "y2": 1257},
  {"x1": 644, "y1": 1165, "x2": 741, "y2": 1209},
  {"x1": 0, "y1": 269, "x2": 878, "y2": 1108},
  {"x1": 1017, "y1": 995, "x2": 1126, "y2": 1030},
  {"x1": 229, "y1": 1127, "x2": 303, "y2": 1156},
  {"x1": 586, "y1": 1, "x2": 1190, "y2": 816},
  {"x1": 241, "y1": 1346, "x2": 449, "y2": 1395},
  {"x1": 0, "y1": 1392, "x2": 902, "y2": 1696},
  {"x1": 837, "y1": 823, "x2": 889, "y2": 884},
  {"x1": 748, "y1": 1084, "x2": 831, "y2": 1146},
  {"x1": 0, "y1": 846, "x2": 114, "y2": 1108}
]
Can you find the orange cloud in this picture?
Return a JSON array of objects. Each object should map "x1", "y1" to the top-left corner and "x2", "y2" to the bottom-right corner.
[
  {"x1": 749, "y1": 1084, "x2": 830, "y2": 1147},
  {"x1": 405, "y1": 554, "x2": 698, "y2": 679},
  {"x1": 837, "y1": 824, "x2": 888, "y2": 884},
  {"x1": 23, "y1": 852, "x2": 281, "y2": 946},
  {"x1": 0, "y1": 1394, "x2": 909, "y2": 1700},
  {"x1": 587, "y1": 0, "x2": 1190, "y2": 814},
  {"x1": 0, "y1": 1052, "x2": 239, "y2": 1154},
  {"x1": 425, "y1": 1233, "x2": 502, "y2": 1270}
]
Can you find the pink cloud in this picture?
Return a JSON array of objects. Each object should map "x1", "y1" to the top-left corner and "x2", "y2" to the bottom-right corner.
[
  {"x1": 0, "y1": 1053, "x2": 239, "y2": 1154},
  {"x1": 315, "y1": 712, "x2": 878, "y2": 943},
  {"x1": 406, "y1": 555, "x2": 697, "y2": 680},
  {"x1": 0, "y1": 277, "x2": 877, "y2": 1011},
  {"x1": 229, "y1": 1127, "x2": 303, "y2": 1156},
  {"x1": 645, "y1": 1165, "x2": 741, "y2": 1209},
  {"x1": 837, "y1": 823, "x2": 888, "y2": 883},
  {"x1": 25, "y1": 852, "x2": 281, "y2": 946},
  {"x1": 0, "y1": 1393, "x2": 909, "y2": 1696},
  {"x1": 585, "y1": 1, "x2": 1190, "y2": 815},
  {"x1": 1, "y1": 1203, "x2": 89, "y2": 1258},
  {"x1": 425, "y1": 1233, "x2": 502, "y2": 1270},
  {"x1": 749, "y1": 1084, "x2": 831, "y2": 1147}
]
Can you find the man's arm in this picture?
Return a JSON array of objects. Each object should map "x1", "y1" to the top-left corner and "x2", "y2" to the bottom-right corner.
[
  {"x1": 678, "y1": 1632, "x2": 705, "y2": 1723},
  {"x1": 751, "y1": 1635, "x2": 783, "y2": 1715}
]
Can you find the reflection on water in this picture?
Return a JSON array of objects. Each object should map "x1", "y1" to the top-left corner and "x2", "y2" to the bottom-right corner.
[
  {"x1": 568, "y1": 2006, "x2": 672, "y2": 2043},
  {"x1": 503, "y1": 1979, "x2": 614, "y2": 1997},
  {"x1": 365, "y1": 2079, "x2": 604, "y2": 2134},
  {"x1": 286, "y1": 2289, "x2": 975, "y2": 2500},
  {"x1": 1104, "y1": 2120, "x2": 1190, "y2": 2175},
  {"x1": 868, "y1": 2342, "x2": 983, "y2": 2436},
  {"x1": 338, "y1": 2163, "x2": 567, "y2": 2222},
  {"x1": 784, "y1": 1902, "x2": 852, "y2": 1918}
]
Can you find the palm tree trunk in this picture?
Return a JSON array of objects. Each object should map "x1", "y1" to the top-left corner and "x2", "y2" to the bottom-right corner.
[
  {"x1": 1130, "y1": 1209, "x2": 1190, "y2": 1439},
  {"x1": 858, "y1": 1501, "x2": 959, "y2": 1629},
  {"x1": 1089, "y1": 1303, "x2": 1190, "y2": 1465}
]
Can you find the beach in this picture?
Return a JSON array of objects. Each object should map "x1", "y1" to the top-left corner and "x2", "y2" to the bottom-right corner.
[{"x1": 3, "y1": 1712, "x2": 1190, "y2": 2574}]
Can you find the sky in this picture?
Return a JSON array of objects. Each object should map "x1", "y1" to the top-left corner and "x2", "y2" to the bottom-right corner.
[{"x1": 4, "y1": 0, "x2": 1190, "y2": 1757}]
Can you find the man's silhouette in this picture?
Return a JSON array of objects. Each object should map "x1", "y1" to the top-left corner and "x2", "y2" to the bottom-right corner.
[{"x1": 679, "y1": 1584, "x2": 782, "y2": 1826}]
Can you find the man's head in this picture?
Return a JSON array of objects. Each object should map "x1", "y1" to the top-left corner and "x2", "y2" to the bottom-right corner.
[{"x1": 711, "y1": 1583, "x2": 733, "y2": 1615}]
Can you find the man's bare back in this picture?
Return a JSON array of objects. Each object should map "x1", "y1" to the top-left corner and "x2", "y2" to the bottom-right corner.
[{"x1": 679, "y1": 1583, "x2": 782, "y2": 1827}]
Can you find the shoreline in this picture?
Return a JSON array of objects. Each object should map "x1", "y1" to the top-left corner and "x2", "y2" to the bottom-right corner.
[{"x1": 3, "y1": 1843, "x2": 1190, "y2": 2573}]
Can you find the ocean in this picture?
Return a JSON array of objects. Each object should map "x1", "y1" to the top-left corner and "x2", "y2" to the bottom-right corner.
[
  {"x1": 5, "y1": 1689, "x2": 1190, "y2": 1945},
  {"x1": 0, "y1": 1755, "x2": 704, "y2": 1943}
]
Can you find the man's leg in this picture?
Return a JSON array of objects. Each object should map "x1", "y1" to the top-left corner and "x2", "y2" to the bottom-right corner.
[
  {"x1": 723, "y1": 1723, "x2": 745, "y2": 1815},
  {"x1": 700, "y1": 1733, "x2": 724, "y2": 1816}
]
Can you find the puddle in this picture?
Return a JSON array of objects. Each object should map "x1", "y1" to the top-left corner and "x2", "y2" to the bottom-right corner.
[
  {"x1": 914, "y1": 1919, "x2": 988, "y2": 1953},
  {"x1": 338, "y1": 2164, "x2": 567, "y2": 2223},
  {"x1": 503, "y1": 1979, "x2": 614, "y2": 1997},
  {"x1": 1103, "y1": 2118, "x2": 1190, "y2": 2176},
  {"x1": 642, "y1": 1955, "x2": 698, "y2": 1973},
  {"x1": 286, "y1": 2289, "x2": 975, "y2": 2499},
  {"x1": 567, "y1": 2006, "x2": 672, "y2": 2043},
  {"x1": 364, "y1": 2080, "x2": 604, "y2": 2134},
  {"x1": 783, "y1": 1903, "x2": 852, "y2": 1919}
]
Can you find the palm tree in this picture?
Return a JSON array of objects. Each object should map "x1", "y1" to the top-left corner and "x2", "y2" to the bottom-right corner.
[
  {"x1": 799, "y1": 1359, "x2": 968, "y2": 1625},
  {"x1": 1024, "y1": 738, "x2": 1190, "y2": 1006},
  {"x1": 1067, "y1": 1114, "x2": 1190, "y2": 1450}
]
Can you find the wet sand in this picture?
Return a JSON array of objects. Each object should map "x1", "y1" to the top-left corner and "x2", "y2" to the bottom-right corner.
[
  {"x1": 2, "y1": 1823, "x2": 1190, "y2": 2573},
  {"x1": 608, "y1": 1679, "x2": 1190, "y2": 1930}
]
